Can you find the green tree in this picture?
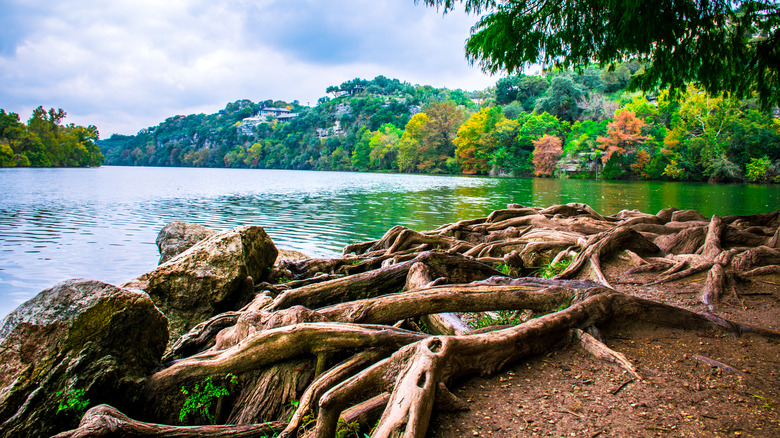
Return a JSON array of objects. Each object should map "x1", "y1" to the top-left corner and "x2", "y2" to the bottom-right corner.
[
  {"x1": 351, "y1": 128, "x2": 372, "y2": 170},
  {"x1": 495, "y1": 76, "x2": 522, "y2": 105},
  {"x1": 1, "y1": 107, "x2": 103, "y2": 168},
  {"x1": 420, "y1": 0, "x2": 779, "y2": 109},
  {"x1": 418, "y1": 101, "x2": 467, "y2": 173},
  {"x1": 496, "y1": 111, "x2": 566, "y2": 176},
  {"x1": 534, "y1": 76, "x2": 585, "y2": 123},
  {"x1": 745, "y1": 156, "x2": 780, "y2": 183},
  {"x1": 368, "y1": 123, "x2": 403, "y2": 170},
  {"x1": 662, "y1": 86, "x2": 743, "y2": 181}
]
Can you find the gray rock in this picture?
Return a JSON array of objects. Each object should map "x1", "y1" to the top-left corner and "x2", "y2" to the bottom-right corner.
[
  {"x1": 155, "y1": 222, "x2": 216, "y2": 264},
  {"x1": 277, "y1": 248, "x2": 310, "y2": 263},
  {"x1": 128, "y1": 225, "x2": 277, "y2": 343},
  {"x1": 0, "y1": 279, "x2": 168, "y2": 438}
]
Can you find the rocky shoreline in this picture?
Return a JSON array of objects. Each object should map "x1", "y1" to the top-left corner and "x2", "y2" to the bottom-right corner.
[{"x1": 1, "y1": 205, "x2": 779, "y2": 437}]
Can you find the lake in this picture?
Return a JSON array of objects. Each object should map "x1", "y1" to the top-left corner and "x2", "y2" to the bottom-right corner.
[{"x1": 1, "y1": 166, "x2": 778, "y2": 318}]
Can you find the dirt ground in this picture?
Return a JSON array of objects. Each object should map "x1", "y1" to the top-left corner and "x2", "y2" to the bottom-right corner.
[{"x1": 428, "y1": 269, "x2": 780, "y2": 437}]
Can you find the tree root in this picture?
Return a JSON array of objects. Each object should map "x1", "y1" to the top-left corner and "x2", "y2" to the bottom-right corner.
[
  {"x1": 52, "y1": 404, "x2": 286, "y2": 438},
  {"x1": 556, "y1": 227, "x2": 660, "y2": 287},
  {"x1": 53, "y1": 204, "x2": 780, "y2": 438},
  {"x1": 573, "y1": 328, "x2": 641, "y2": 380}
]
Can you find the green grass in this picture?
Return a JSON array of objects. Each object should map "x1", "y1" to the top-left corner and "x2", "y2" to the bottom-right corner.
[
  {"x1": 467, "y1": 310, "x2": 527, "y2": 330},
  {"x1": 536, "y1": 256, "x2": 574, "y2": 279}
]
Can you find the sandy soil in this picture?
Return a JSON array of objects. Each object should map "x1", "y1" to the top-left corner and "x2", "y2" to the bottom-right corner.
[{"x1": 428, "y1": 270, "x2": 780, "y2": 437}]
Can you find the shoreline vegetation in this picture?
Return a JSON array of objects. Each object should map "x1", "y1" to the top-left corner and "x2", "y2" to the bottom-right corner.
[
  {"x1": 0, "y1": 107, "x2": 104, "y2": 168},
  {"x1": 1, "y1": 204, "x2": 779, "y2": 436},
  {"x1": 96, "y1": 72, "x2": 780, "y2": 184}
]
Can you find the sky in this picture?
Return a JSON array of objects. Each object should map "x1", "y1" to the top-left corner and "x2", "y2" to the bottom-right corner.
[{"x1": 0, "y1": 0, "x2": 499, "y2": 137}]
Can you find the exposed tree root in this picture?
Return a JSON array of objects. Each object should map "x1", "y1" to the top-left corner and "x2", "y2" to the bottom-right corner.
[
  {"x1": 573, "y1": 328, "x2": 641, "y2": 380},
  {"x1": 56, "y1": 204, "x2": 780, "y2": 438},
  {"x1": 52, "y1": 404, "x2": 286, "y2": 438}
]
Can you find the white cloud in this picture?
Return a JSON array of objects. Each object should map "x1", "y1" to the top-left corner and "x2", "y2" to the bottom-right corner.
[{"x1": 0, "y1": 0, "x2": 497, "y2": 136}]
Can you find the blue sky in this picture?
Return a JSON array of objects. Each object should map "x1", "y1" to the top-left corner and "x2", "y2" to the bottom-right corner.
[{"x1": 0, "y1": 0, "x2": 498, "y2": 136}]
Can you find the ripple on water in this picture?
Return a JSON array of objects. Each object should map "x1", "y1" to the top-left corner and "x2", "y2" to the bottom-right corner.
[{"x1": 2, "y1": 167, "x2": 779, "y2": 320}]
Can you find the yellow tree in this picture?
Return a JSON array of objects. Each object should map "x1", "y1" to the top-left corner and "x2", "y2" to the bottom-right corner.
[
  {"x1": 397, "y1": 113, "x2": 429, "y2": 173},
  {"x1": 453, "y1": 107, "x2": 504, "y2": 174}
]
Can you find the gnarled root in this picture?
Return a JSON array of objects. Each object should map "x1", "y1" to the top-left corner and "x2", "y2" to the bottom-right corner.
[{"x1": 52, "y1": 404, "x2": 285, "y2": 438}]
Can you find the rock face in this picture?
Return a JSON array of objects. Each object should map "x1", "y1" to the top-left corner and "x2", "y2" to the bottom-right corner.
[
  {"x1": 0, "y1": 279, "x2": 168, "y2": 438},
  {"x1": 156, "y1": 222, "x2": 217, "y2": 264},
  {"x1": 129, "y1": 225, "x2": 278, "y2": 343}
]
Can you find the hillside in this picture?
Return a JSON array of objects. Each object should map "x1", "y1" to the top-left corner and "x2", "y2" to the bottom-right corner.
[{"x1": 98, "y1": 71, "x2": 780, "y2": 183}]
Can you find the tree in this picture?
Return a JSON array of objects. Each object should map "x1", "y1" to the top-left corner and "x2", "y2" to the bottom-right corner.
[
  {"x1": 495, "y1": 76, "x2": 522, "y2": 105},
  {"x1": 397, "y1": 113, "x2": 430, "y2": 173},
  {"x1": 419, "y1": 0, "x2": 780, "y2": 109},
  {"x1": 351, "y1": 128, "x2": 372, "y2": 171},
  {"x1": 597, "y1": 110, "x2": 647, "y2": 165},
  {"x1": 534, "y1": 76, "x2": 585, "y2": 122},
  {"x1": 418, "y1": 101, "x2": 467, "y2": 173},
  {"x1": 53, "y1": 206, "x2": 780, "y2": 438},
  {"x1": 1, "y1": 107, "x2": 103, "y2": 168},
  {"x1": 368, "y1": 124, "x2": 403, "y2": 170},
  {"x1": 531, "y1": 134, "x2": 563, "y2": 177},
  {"x1": 496, "y1": 111, "x2": 567, "y2": 176},
  {"x1": 0, "y1": 141, "x2": 13, "y2": 167},
  {"x1": 453, "y1": 107, "x2": 504, "y2": 174},
  {"x1": 661, "y1": 86, "x2": 745, "y2": 182}
]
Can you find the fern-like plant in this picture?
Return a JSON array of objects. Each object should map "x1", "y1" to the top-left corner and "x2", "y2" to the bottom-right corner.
[{"x1": 179, "y1": 373, "x2": 237, "y2": 424}]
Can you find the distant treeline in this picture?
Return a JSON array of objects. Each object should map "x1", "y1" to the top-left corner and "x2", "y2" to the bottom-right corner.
[
  {"x1": 99, "y1": 70, "x2": 780, "y2": 183},
  {"x1": 0, "y1": 107, "x2": 104, "y2": 168}
]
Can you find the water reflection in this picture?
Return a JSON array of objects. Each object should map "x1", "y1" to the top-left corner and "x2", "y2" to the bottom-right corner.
[{"x1": 1, "y1": 167, "x2": 778, "y2": 318}]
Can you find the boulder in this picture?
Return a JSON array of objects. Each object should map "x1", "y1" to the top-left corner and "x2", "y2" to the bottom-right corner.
[
  {"x1": 156, "y1": 222, "x2": 216, "y2": 264},
  {"x1": 0, "y1": 279, "x2": 167, "y2": 438},
  {"x1": 277, "y1": 248, "x2": 310, "y2": 263},
  {"x1": 127, "y1": 225, "x2": 278, "y2": 343}
]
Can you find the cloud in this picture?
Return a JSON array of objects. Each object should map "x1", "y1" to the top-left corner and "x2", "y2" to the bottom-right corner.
[{"x1": 0, "y1": 0, "x2": 496, "y2": 136}]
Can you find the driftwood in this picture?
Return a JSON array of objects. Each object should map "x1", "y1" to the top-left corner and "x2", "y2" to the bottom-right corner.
[{"x1": 56, "y1": 203, "x2": 780, "y2": 438}]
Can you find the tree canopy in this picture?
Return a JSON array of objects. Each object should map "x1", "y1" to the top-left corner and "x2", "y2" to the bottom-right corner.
[
  {"x1": 0, "y1": 107, "x2": 103, "y2": 168},
  {"x1": 419, "y1": 0, "x2": 780, "y2": 109}
]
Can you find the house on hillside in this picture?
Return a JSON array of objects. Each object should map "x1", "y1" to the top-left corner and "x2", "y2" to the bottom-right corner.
[
  {"x1": 240, "y1": 107, "x2": 300, "y2": 133},
  {"x1": 238, "y1": 115, "x2": 264, "y2": 135},
  {"x1": 259, "y1": 107, "x2": 299, "y2": 121},
  {"x1": 316, "y1": 121, "x2": 344, "y2": 139}
]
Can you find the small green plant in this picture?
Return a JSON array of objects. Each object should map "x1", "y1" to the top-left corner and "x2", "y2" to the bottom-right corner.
[
  {"x1": 415, "y1": 317, "x2": 430, "y2": 333},
  {"x1": 274, "y1": 275, "x2": 291, "y2": 284},
  {"x1": 179, "y1": 373, "x2": 237, "y2": 425},
  {"x1": 56, "y1": 388, "x2": 90, "y2": 416},
  {"x1": 537, "y1": 256, "x2": 573, "y2": 279},
  {"x1": 335, "y1": 418, "x2": 362, "y2": 438},
  {"x1": 288, "y1": 399, "x2": 316, "y2": 434},
  {"x1": 497, "y1": 263, "x2": 512, "y2": 276},
  {"x1": 467, "y1": 310, "x2": 526, "y2": 330},
  {"x1": 554, "y1": 300, "x2": 571, "y2": 312}
]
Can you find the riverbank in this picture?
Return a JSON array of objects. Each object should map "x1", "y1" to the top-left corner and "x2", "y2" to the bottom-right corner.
[{"x1": 1, "y1": 203, "x2": 778, "y2": 437}]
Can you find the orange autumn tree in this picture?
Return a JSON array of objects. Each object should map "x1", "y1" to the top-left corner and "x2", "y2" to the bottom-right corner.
[
  {"x1": 597, "y1": 110, "x2": 648, "y2": 166},
  {"x1": 531, "y1": 134, "x2": 563, "y2": 177}
]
